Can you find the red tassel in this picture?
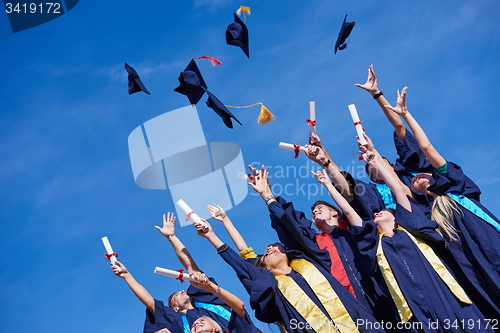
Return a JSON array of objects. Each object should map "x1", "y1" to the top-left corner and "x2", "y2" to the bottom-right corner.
[{"x1": 193, "y1": 56, "x2": 222, "y2": 67}]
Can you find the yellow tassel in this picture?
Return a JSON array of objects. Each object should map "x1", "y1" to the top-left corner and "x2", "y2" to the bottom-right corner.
[
  {"x1": 236, "y1": 6, "x2": 251, "y2": 20},
  {"x1": 224, "y1": 103, "x2": 276, "y2": 125},
  {"x1": 257, "y1": 103, "x2": 276, "y2": 124}
]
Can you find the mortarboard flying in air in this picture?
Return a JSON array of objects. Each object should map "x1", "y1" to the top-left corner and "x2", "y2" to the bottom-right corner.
[
  {"x1": 174, "y1": 56, "x2": 242, "y2": 129},
  {"x1": 226, "y1": 6, "x2": 250, "y2": 58},
  {"x1": 125, "y1": 63, "x2": 151, "y2": 95},
  {"x1": 334, "y1": 15, "x2": 355, "y2": 54}
]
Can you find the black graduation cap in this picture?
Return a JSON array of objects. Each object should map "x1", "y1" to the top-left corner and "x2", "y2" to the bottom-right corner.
[
  {"x1": 334, "y1": 15, "x2": 355, "y2": 54},
  {"x1": 125, "y1": 63, "x2": 151, "y2": 95},
  {"x1": 204, "y1": 88, "x2": 242, "y2": 129},
  {"x1": 174, "y1": 59, "x2": 208, "y2": 105},
  {"x1": 226, "y1": 13, "x2": 250, "y2": 58}
]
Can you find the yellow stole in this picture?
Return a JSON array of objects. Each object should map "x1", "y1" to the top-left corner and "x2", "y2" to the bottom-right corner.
[
  {"x1": 275, "y1": 259, "x2": 359, "y2": 333},
  {"x1": 376, "y1": 227, "x2": 472, "y2": 323}
]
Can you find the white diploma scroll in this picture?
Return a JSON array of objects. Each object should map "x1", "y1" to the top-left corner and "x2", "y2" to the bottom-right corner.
[
  {"x1": 101, "y1": 236, "x2": 119, "y2": 268},
  {"x1": 279, "y1": 142, "x2": 306, "y2": 153},
  {"x1": 348, "y1": 104, "x2": 367, "y2": 145},
  {"x1": 309, "y1": 101, "x2": 316, "y2": 135},
  {"x1": 154, "y1": 267, "x2": 198, "y2": 283},
  {"x1": 176, "y1": 199, "x2": 209, "y2": 230}
]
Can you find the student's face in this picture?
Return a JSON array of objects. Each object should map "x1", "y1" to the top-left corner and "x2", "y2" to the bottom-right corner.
[
  {"x1": 411, "y1": 173, "x2": 432, "y2": 194},
  {"x1": 312, "y1": 204, "x2": 338, "y2": 230},
  {"x1": 373, "y1": 209, "x2": 396, "y2": 225},
  {"x1": 170, "y1": 290, "x2": 191, "y2": 311},
  {"x1": 192, "y1": 317, "x2": 217, "y2": 333},
  {"x1": 262, "y1": 245, "x2": 287, "y2": 269}
]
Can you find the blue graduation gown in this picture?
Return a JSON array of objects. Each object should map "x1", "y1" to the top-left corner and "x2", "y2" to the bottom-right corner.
[
  {"x1": 143, "y1": 277, "x2": 262, "y2": 333},
  {"x1": 424, "y1": 162, "x2": 500, "y2": 319},
  {"x1": 218, "y1": 244, "x2": 386, "y2": 333},
  {"x1": 268, "y1": 197, "x2": 400, "y2": 329},
  {"x1": 350, "y1": 203, "x2": 494, "y2": 333}
]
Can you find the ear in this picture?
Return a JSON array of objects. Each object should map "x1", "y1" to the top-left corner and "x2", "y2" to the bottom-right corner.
[{"x1": 331, "y1": 211, "x2": 338, "y2": 218}]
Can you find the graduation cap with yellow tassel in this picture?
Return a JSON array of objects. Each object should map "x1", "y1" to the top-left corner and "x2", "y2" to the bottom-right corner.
[
  {"x1": 224, "y1": 103, "x2": 276, "y2": 125},
  {"x1": 226, "y1": 6, "x2": 250, "y2": 58}
]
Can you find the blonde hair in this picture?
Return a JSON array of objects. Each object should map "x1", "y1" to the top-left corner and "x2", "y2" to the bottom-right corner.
[
  {"x1": 431, "y1": 195, "x2": 461, "y2": 242},
  {"x1": 191, "y1": 316, "x2": 223, "y2": 333}
]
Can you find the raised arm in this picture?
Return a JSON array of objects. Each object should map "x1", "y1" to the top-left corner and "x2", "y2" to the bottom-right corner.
[
  {"x1": 363, "y1": 152, "x2": 412, "y2": 212},
  {"x1": 189, "y1": 272, "x2": 246, "y2": 319},
  {"x1": 111, "y1": 261, "x2": 155, "y2": 314},
  {"x1": 207, "y1": 204, "x2": 249, "y2": 252},
  {"x1": 359, "y1": 133, "x2": 413, "y2": 198},
  {"x1": 304, "y1": 136, "x2": 355, "y2": 201},
  {"x1": 194, "y1": 218, "x2": 225, "y2": 250},
  {"x1": 155, "y1": 213, "x2": 201, "y2": 274},
  {"x1": 355, "y1": 64, "x2": 406, "y2": 140},
  {"x1": 386, "y1": 87, "x2": 446, "y2": 169},
  {"x1": 311, "y1": 170, "x2": 362, "y2": 227}
]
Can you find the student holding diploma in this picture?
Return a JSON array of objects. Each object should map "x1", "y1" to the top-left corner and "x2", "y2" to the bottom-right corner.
[
  {"x1": 194, "y1": 197, "x2": 386, "y2": 332},
  {"x1": 338, "y1": 140, "x2": 493, "y2": 332},
  {"x1": 384, "y1": 87, "x2": 500, "y2": 320},
  {"x1": 110, "y1": 213, "x2": 262, "y2": 333}
]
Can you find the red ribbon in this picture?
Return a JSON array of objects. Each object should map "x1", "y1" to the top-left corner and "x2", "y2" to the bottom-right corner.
[
  {"x1": 184, "y1": 211, "x2": 194, "y2": 221},
  {"x1": 104, "y1": 253, "x2": 118, "y2": 260},
  {"x1": 353, "y1": 121, "x2": 365, "y2": 130},
  {"x1": 306, "y1": 119, "x2": 316, "y2": 126},
  {"x1": 247, "y1": 174, "x2": 255, "y2": 184},
  {"x1": 293, "y1": 144, "x2": 301, "y2": 158},
  {"x1": 176, "y1": 268, "x2": 185, "y2": 283}
]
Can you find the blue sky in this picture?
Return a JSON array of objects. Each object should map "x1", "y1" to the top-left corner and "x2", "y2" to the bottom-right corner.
[{"x1": 1, "y1": 1, "x2": 500, "y2": 332}]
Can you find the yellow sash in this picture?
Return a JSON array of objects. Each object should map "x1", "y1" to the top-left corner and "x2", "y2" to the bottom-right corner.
[
  {"x1": 275, "y1": 259, "x2": 359, "y2": 333},
  {"x1": 376, "y1": 227, "x2": 471, "y2": 323},
  {"x1": 399, "y1": 227, "x2": 471, "y2": 304},
  {"x1": 376, "y1": 234, "x2": 412, "y2": 323}
]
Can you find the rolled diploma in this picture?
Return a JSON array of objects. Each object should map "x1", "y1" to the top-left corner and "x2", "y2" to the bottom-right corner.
[
  {"x1": 101, "y1": 236, "x2": 118, "y2": 267},
  {"x1": 176, "y1": 199, "x2": 209, "y2": 229},
  {"x1": 348, "y1": 104, "x2": 367, "y2": 145},
  {"x1": 279, "y1": 142, "x2": 306, "y2": 153},
  {"x1": 309, "y1": 101, "x2": 316, "y2": 135},
  {"x1": 154, "y1": 267, "x2": 198, "y2": 283}
]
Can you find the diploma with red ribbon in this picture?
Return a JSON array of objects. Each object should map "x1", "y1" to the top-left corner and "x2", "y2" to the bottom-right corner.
[
  {"x1": 154, "y1": 267, "x2": 198, "y2": 283},
  {"x1": 348, "y1": 104, "x2": 367, "y2": 145},
  {"x1": 307, "y1": 101, "x2": 316, "y2": 135},
  {"x1": 279, "y1": 142, "x2": 306, "y2": 158},
  {"x1": 176, "y1": 199, "x2": 209, "y2": 232},
  {"x1": 102, "y1": 236, "x2": 120, "y2": 270}
]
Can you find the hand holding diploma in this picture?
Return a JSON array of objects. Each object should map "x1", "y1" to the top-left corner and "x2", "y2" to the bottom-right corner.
[{"x1": 176, "y1": 199, "x2": 209, "y2": 232}]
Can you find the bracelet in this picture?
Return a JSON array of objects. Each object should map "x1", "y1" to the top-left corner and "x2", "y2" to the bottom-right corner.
[
  {"x1": 373, "y1": 91, "x2": 383, "y2": 100},
  {"x1": 322, "y1": 160, "x2": 331, "y2": 168},
  {"x1": 214, "y1": 286, "x2": 222, "y2": 296},
  {"x1": 264, "y1": 195, "x2": 275, "y2": 204}
]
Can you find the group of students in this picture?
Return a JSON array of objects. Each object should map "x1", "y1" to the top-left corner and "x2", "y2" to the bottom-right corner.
[{"x1": 110, "y1": 66, "x2": 500, "y2": 333}]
